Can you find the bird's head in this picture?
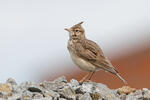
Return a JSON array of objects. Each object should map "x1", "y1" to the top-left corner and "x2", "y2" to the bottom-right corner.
[{"x1": 65, "y1": 22, "x2": 85, "y2": 40}]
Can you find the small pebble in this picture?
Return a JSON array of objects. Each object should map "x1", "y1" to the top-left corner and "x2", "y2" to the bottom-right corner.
[{"x1": 118, "y1": 86, "x2": 136, "y2": 94}]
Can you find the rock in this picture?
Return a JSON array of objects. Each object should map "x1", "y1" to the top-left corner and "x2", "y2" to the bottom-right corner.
[
  {"x1": 75, "y1": 94, "x2": 83, "y2": 99},
  {"x1": 69, "y1": 79, "x2": 79, "y2": 87},
  {"x1": 32, "y1": 92, "x2": 43, "y2": 99},
  {"x1": 94, "y1": 83, "x2": 117, "y2": 99},
  {"x1": 134, "y1": 90, "x2": 143, "y2": 99},
  {"x1": 40, "y1": 81, "x2": 66, "y2": 91},
  {"x1": 118, "y1": 86, "x2": 136, "y2": 95},
  {"x1": 142, "y1": 88, "x2": 150, "y2": 99},
  {"x1": 126, "y1": 94, "x2": 137, "y2": 100},
  {"x1": 32, "y1": 97, "x2": 52, "y2": 100},
  {"x1": 69, "y1": 79, "x2": 80, "y2": 90},
  {"x1": 0, "y1": 76, "x2": 150, "y2": 100},
  {"x1": 22, "y1": 90, "x2": 33, "y2": 99},
  {"x1": 28, "y1": 87, "x2": 42, "y2": 93},
  {"x1": 6, "y1": 78, "x2": 17, "y2": 85},
  {"x1": 7, "y1": 93, "x2": 22, "y2": 100},
  {"x1": 59, "y1": 98, "x2": 67, "y2": 100},
  {"x1": 58, "y1": 85, "x2": 75, "y2": 99},
  {"x1": 81, "y1": 82, "x2": 94, "y2": 93},
  {"x1": 43, "y1": 90, "x2": 60, "y2": 98},
  {"x1": 0, "y1": 84, "x2": 11, "y2": 93},
  {"x1": 119, "y1": 93, "x2": 126, "y2": 100},
  {"x1": 91, "y1": 92, "x2": 101, "y2": 100},
  {"x1": 79, "y1": 93, "x2": 92, "y2": 100},
  {"x1": 80, "y1": 82, "x2": 119, "y2": 100},
  {"x1": 0, "y1": 83, "x2": 12, "y2": 99},
  {"x1": 53, "y1": 76, "x2": 67, "y2": 83}
]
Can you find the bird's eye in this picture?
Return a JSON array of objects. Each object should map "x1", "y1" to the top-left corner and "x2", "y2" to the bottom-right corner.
[{"x1": 74, "y1": 29, "x2": 80, "y2": 32}]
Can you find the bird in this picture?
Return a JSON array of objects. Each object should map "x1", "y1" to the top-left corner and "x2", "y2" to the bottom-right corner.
[{"x1": 65, "y1": 22, "x2": 127, "y2": 84}]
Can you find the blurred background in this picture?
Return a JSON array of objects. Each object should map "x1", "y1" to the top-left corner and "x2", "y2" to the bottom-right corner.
[{"x1": 0, "y1": 0, "x2": 150, "y2": 89}]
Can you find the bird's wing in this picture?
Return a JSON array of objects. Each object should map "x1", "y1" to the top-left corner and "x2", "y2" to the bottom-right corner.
[{"x1": 75, "y1": 39, "x2": 117, "y2": 74}]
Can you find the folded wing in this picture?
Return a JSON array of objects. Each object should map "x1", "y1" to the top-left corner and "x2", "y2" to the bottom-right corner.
[{"x1": 75, "y1": 39, "x2": 117, "y2": 74}]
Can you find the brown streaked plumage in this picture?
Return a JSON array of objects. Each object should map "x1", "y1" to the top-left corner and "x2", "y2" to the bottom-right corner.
[{"x1": 65, "y1": 22, "x2": 127, "y2": 84}]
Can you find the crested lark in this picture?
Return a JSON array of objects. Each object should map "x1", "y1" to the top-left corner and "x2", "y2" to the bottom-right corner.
[{"x1": 65, "y1": 22, "x2": 127, "y2": 84}]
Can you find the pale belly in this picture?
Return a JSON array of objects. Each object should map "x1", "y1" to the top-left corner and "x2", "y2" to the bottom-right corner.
[{"x1": 69, "y1": 52, "x2": 96, "y2": 72}]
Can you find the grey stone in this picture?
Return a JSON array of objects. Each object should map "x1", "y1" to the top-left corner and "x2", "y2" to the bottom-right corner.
[
  {"x1": 11, "y1": 85, "x2": 20, "y2": 93},
  {"x1": 43, "y1": 90, "x2": 60, "y2": 98},
  {"x1": 22, "y1": 90, "x2": 33, "y2": 99},
  {"x1": 7, "y1": 94, "x2": 22, "y2": 100},
  {"x1": 20, "y1": 81, "x2": 43, "y2": 91},
  {"x1": 143, "y1": 88, "x2": 149, "y2": 91},
  {"x1": 126, "y1": 95, "x2": 136, "y2": 100},
  {"x1": 76, "y1": 94, "x2": 83, "y2": 100},
  {"x1": 58, "y1": 85, "x2": 76, "y2": 99},
  {"x1": 143, "y1": 91, "x2": 150, "y2": 99},
  {"x1": 70, "y1": 79, "x2": 79, "y2": 87},
  {"x1": 95, "y1": 83, "x2": 117, "y2": 100},
  {"x1": 6, "y1": 78, "x2": 17, "y2": 85},
  {"x1": 133, "y1": 90, "x2": 143, "y2": 99},
  {"x1": 53, "y1": 76, "x2": 67, "y2": 83},
  {"x1": 59, "y1": 98, "x2": 67, "y2": 100},
  {"x1": 81, "y1": 82, "x2": 94, "y2": 93},
  {"x1": 32, "y1": 92, "x2": 43, "y2": 99},
  {"x1": 0, "y1": 91, "x2": 11, "y2": 99},
  {"x1": 68, "y1": 79, "x2": 80, "y2": 91},
  {"x1": 79, "y1": 93, "x2": 92, "y2": 100},
  {"x1": 41, "y1": 81, "x2": 66, "y2": 91},
  {"x1": 81, "y1": 82, "x2": 117, "y2": 100},
  {"x1": 119, "y1": 93, "x2": 126, "y2": 100},
  {"x1": 33, "y1": 97, "x2": 52, "y2": 100},
  {"x1": 142, "y1": 88, "x2": 150, "y2": 99},
  {"x1": 0, "y1": 77, "x2": 150, "y2": 100}
]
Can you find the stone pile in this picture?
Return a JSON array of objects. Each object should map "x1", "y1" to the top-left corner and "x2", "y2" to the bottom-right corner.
[{"x1": 0, "y1": 76, "x2": 150, "y2": 100}]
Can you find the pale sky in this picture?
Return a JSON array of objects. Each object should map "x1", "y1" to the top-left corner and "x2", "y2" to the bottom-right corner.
[{"x1": 0, "y1": 0, "x2": 150, "y2": 82}]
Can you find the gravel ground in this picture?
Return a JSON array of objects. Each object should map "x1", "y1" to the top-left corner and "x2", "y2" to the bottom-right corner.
[{"x1": 0, "y1": 76, "x2": 150, "y2": 100}]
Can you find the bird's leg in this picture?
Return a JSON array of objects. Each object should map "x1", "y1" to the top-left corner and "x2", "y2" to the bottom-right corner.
[
  {"x1": 79, "y1": 73, "x2": 90, "y2": 83},
  {"x1": 79, "y1": 71, "x2": 95, "y2": 83},
  {"x1": 88, "y1": 71, "x2": 95, "y2": 80}
]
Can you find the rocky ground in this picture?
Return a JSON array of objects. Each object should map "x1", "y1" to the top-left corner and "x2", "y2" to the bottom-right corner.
[{"x1": 0, "y1": 76, "x2": 150, "y2": 100}]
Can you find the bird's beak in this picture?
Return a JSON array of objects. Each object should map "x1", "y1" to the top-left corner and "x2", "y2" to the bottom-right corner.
[
  {"x1": 64, "y1": 28, "x2": 70, "y2": 32},
  {"x1": 78, "y1": 21, "x2": 84, "y2": 25}
]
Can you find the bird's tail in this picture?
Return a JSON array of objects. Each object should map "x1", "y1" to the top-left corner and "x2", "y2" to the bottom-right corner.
[
  {"x1": 105, "y1": 58, "x2": 127, "y2": 84},
  {"x1": 116, "y1": 73, "x2": 127, "y2": 84}
]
